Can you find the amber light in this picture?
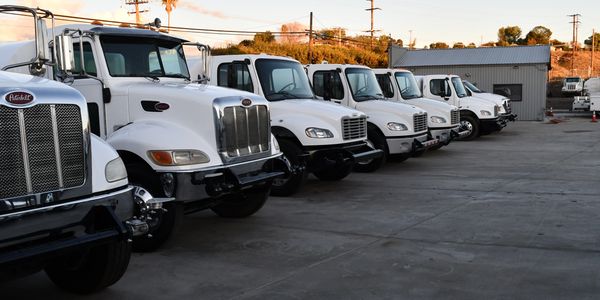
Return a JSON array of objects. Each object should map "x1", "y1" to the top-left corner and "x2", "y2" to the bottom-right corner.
[{"x1": 149, "y1": 151, "x2": 173, "y2": 166}]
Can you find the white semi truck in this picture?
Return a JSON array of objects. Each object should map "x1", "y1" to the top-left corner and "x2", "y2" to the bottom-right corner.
[
  {"x1": 189, "y1": 54, "x2": 383, "y2": 193},
  {"x1": 415, "y1": 75, "x2": 506, "y2": 140},
  {"x1": 0, "y1": 5, "x2": 286, "y2": 252},
  {"x1": 561, "y1": 76, "x2": 584, "y2": 97},
  {"x1": 572, "y1": 77, "x2": 600, "y2": 113},
  {"x1": 305, "y1": 64, "x2": 437, "y2": 171},
  {"x1": 373, "y1": 68, "x2": 467, "y2": 145},
  {"x1": 0, "y1": 69, "x2": 158, "y2": 293}
]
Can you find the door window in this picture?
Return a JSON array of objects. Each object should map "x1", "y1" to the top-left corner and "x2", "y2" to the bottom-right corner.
[
  {"x1": 72, "y1": 42, "x2": 97, "y2": 77},
  {"x1": 217, "y1": 63, "x2": 254, "y2": 93},
  {"x1": 375, "y1": 74, "x2": 394, "y2": 98},
  {"x1": 312, "y1": 71, "x2": 344, "y2": 100}
]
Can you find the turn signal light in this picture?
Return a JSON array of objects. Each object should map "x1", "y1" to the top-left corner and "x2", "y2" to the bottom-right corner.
[{"x1": 149, "y1": 151, "x2": 174, "y2": 166}]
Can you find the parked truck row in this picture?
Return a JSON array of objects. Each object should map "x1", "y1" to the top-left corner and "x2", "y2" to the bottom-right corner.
[{"x1": 0, "y1": 5, "x2": 517, "y2": 293}]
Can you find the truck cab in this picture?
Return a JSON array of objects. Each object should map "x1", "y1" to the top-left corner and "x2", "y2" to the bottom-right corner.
[
  {"x1": 416, "y1": 74, "x2": 505, "y2": 140},
  {"x1": 305, "y1": 64, "x2": 437, "y2": 172},
  {"x1": 562, "y1": 76, "x2": 584, "y2": 97},
  {"x1": 462, "y1": 79, "x2": 517, "y2": 124},
  {"x1": 0, "y1": 69, "x2": 151, "y2": 294},
  {"x1": 0, "y1": 5, "x2": 286, "y2": 252},
  {"x1": 189, "y1": 54, "x2": 382, "y2": 194},
  {"x1": 373, "y1": 68, "x2": 465, "y2": 146}
]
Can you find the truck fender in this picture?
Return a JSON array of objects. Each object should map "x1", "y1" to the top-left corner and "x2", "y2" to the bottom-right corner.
[
  {"x1": 90, "y1": 134, "x2": 129, "y2": 192},
  {"x1": 106, "y1": 120, "x2": 222, "y2": 171},
  {"x1": 273, "y1": 113, "x2": 344, "y2": 144},
  {"x1": 364, "y1": 111, "x2": 413, "y2": 137}
]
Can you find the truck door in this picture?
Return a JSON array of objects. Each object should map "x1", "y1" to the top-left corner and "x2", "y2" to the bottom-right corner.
[
  {"x1": 70, "y1": 40, "x2": 106, "y2": 138},
  {"x1": 215, "y1": 60, "x2": 256, "y2": 94},
  {"x1": 427, "y1": 78, "x2": 457, "y2": 107},
  {"x1": 311, "y1": 70, "x2": 346, "y2": 105}
]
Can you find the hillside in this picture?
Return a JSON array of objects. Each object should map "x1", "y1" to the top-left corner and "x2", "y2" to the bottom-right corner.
[{"x1": 550, "y1": 50, "x2": 600, "y2": 79}]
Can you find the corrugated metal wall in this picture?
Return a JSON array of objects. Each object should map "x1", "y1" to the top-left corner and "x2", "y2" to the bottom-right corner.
[{"x1": 405, "y1": 65, "x2": 548, "y2": 121}]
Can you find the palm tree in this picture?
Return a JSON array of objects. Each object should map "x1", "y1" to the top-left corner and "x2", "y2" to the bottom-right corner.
[{"x1": 161, "y1": 0, "x2": 177, "y2": 31}]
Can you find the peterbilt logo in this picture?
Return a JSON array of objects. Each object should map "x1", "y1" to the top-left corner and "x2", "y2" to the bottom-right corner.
[
  {"x1": 5, "y1": 91, "x2": 35, "y2": 105},
  {"x1": 241, "y1": 99, "x2": 252, "y2": 106}
]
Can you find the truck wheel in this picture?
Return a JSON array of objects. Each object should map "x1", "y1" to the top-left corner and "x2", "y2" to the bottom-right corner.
[
  {"x1": 211, "y1": 182, "x2": 271, "y2": 218},
  {"x1": 412, "y1": 148, "x2": 426, "y2": 157},
  {"x1": 271, "y1": 139, "x2": 307, "y2": 197},
  {"x1": 313, "y1": 164, "x2": 353, "y2": 181},
  {"x1": 353, "y1": 128, "x2": 387, "y2": 173},
  {"x1": 45, "y1": 239, "x2": 131, "y2": 294},
  {"x1": 460, "y1": 115, "x2": 480, "y2": 141},
  {"x1": 125, "y1": 162, "x2": 183, "y2": 252}
]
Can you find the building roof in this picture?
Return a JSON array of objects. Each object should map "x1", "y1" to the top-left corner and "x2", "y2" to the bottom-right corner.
[{"x1": 391, "y1": 45, "x2": 551, "y2": 68}]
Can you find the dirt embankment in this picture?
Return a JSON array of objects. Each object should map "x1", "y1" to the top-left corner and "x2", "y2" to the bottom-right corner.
[{"x1": 550, "y1": 50, "x2": 600, "y2": 80}]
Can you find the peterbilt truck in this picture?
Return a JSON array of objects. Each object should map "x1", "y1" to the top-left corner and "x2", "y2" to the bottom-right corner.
[
  {"x1": 0, "y1": 70, "x2": 154, "y2": 293},
  {"x1": 305, "y1": 64, "x2": 437, "y2": 172},
  {"x1": 189, "y1": 54, "x2": 383, "y2": 195},
  {"x1": 373, "y1": 68, "x2": 468, "y2": 146},
  {"x1": 415, "y1": 75, "x2": 505, "y2": 140},
  {"x1": 0, "y1": 5, "x2": 285, "y2": 252}
]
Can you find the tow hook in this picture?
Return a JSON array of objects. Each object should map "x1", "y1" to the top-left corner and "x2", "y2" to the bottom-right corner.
[{"x1": 129, "y1": 186, "x2": 174, "y2": 237}]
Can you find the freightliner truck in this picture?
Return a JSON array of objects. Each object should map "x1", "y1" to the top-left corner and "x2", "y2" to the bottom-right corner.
[
  {"x1": 305, "y1": 63, "x2": 437, "y2": 171},
  {"x1": 0, "y1": 5, "x2": 286, "y2": 251},
  {"x1": 373, "y1": 68, "x2": 468, "y2": 146},
  {"x1": 189, "y1": 54, "x2": 383, "y2": 194}
]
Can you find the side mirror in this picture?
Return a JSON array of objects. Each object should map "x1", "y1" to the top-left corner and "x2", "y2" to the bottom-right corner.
[{"x1": 55, "y1": 35, "x2": 74, "y2": 72}]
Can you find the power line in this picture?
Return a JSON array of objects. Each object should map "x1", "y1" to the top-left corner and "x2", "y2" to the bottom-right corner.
[
  {"x1": 365, "y1": 0, "x2": 381, "y2": 49},
  {"x1": 568, "y1": 13, "x2": 581, "y2": 75}
]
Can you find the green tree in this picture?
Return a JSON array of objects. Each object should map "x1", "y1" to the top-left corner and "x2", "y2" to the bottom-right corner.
[
  {"x1": 254, "y1": 31, "x2": 275, "y2": 43},
  {"x1": 584, "y1": 33, "x2": 600, "y2": 49},
  {"x1": 525, "y1": 26, "x2": 552, "y2": 45},
  {"x1": 429, "y1": 42, "x2": 449, "y2": 49},
  {"x1": 498, "y1": 26, "x2": 522, "y2": 45},
  {"x1": 467, "y1": 42, "x2": 477, "y2": 48}
]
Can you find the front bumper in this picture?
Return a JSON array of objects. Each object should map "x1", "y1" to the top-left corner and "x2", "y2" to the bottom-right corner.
[
  {"x1": 386, "y1": 133, "x2": 438, "y2": 154},
  {"x1": 429, "y1": 127, "x2": 454, "y2": 145},
  {"x1": 480, "y1": 117, "x2": 507, "y2": 133},
  {"x1": 170, "y1": 154, "x2": 287, "y2": 202},
  {"x1": 303, "y1": 141, "x2": 384, "y2": 172},
  {"x1": 0, "y1": 186, "x2": 135, "y2": 270}
]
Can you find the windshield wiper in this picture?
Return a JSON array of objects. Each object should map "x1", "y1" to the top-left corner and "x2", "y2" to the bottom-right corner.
[
  {"x1": 354, "y1": 94, "x2": 379, "y2": 100},
  {"x1": 267, "y1": 91, "x2": 300, "y2": 101},
  {"x1": 403, "y1": 94, "x2": 422, "y2": 99},
  {"x1": 164, "y1": 74, "x2": 191, "y2": 81}
]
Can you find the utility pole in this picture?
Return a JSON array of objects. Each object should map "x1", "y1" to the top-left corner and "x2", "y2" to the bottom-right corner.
[
  {"x1": 592, "y1": 29, "x2": 596, "y2": 77},
  {"x1": 308, "y1": 12, "x2": 313, "y2": 63},
  {"x1": 125, "y1": 0, "x2": 149, "y2": 24},
  {"x1": 365, "y1": 0, "x2": 381, "y2": 49},
  {"x1": 568, "y1": 14, "x2": 581, "y2": 76},
  {"x1": 409, "y1": 30, "x2": 413, "y2": 49}
]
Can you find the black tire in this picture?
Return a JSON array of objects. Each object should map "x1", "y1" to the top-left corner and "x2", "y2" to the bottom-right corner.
[
  {"x1": 45, "y1": 239, "x2": 131, "y2": 294},
  {"x1": 313, "y1": 164, "x2": 353, "y2": 181},
  {"x1": 353, "y1": 128, "x2": 387, "y2": 173},
  {"x1": 125, "y1": 162, "x2": 183, "y2": 252},
  {"x1": 411, "y1": 148, "x2": 426, "y2": 157},
  {"x1": 459, "y1": 115, "x2": 480, "y2": 141},
  {"x1": 270, "y1": 139, "x2": 307, "y2": 197},
  {"x1": 211, "y1": 182, "x2": 271, "y2": 218}
]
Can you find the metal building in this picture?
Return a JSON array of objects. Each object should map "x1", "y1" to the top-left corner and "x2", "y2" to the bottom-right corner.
[{"x1": 389, "y1": 45, "x2": 551, "y2": 121}]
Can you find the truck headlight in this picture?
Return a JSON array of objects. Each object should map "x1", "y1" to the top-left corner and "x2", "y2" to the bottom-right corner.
[
  {"x1": 387, "y1": 122, "x2": 408, "y2": 131},
  {"x1": 480, "y1": 110, "x2": 492, "y2": 117},
  {"x1": 305, "y1": 127, "x2": 334, "y2": 138},
  {"x1": 430, "y1": 116, "x2": 447, "y2": 124},
  {"x1": 105, "y1": 157, "x2": 127, "y2": 183},
  {"x1": 148, "y1": 150, "x2": 210, "y2": 166}
]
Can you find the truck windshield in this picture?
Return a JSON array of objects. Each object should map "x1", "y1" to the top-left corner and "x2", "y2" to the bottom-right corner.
[
  {"x1": 463, "y1": 80, "x2": 483, "y2": 93},
  {"x1": 451, "y1": 77, "x2": 468, "y2": 98},
  {"x1": 255, "y1": 59, "x2": 315, "y2": 101},
  {"x1": 566, "y1": 77, "x2": 581, "y2": 83},
  {"x1": 345, "y1": 68, "x2": 384, "y2": 101},
  {"x1": 394, "y1": 72, "x2": 423, "y2": 99},
  {"x1": 100, "y1": 36, "x2": 190, "y2": 80}
]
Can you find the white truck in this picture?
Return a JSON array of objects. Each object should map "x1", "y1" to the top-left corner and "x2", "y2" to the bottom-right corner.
[
  {"x1": 561, "y1": 76, "x2": 584, "y2": 97},
  {"x1": 305, "y1": 64, "x2": 438, "y2": 171},
  {"x1": 189, "y1": 54, "x2": 383, "y2": 193},
  {"x1": 0, "y1": 5, "x2": 286, "y2": 252},
  {"x1": 0, "y1": 69, "x2": 157, "y2": 293},
  {"x1": 572, "y1": 77, "x2": 600, "y2": 113},
  {"x1": 373, "y1": 68, "x2": 467, "y2": 146},
  {"x1": 415, "y1": 75, "x2": 505, "y2": 140},
  {"x1": 462, "y1": 80, "x2": 517, "y2": 124}
]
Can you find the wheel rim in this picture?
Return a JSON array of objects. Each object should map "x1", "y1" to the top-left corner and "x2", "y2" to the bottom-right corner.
[
  {"x1": 460, "y1": 120, "x2": 474, "y2": 135},
  {"x1": 272, "y1": 154, "x2": 294, "y2": 187}
]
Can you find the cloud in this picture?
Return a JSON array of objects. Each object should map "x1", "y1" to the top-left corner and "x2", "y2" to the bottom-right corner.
[{"x1": 177, "y1": 2, "x2": 227, "y2": 19}]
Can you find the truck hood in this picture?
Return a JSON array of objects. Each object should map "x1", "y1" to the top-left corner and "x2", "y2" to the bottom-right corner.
[
  {"x1": 355, "y1": 99, "x2": 425, "y2": 117},
  {"x1": 120, "y1": 80, "x2": 258, "y2": 100},
  {"x1": 470, "y1": 92, "x2": 506, "y2": 105},
  {"x1": 270, "y1": 98, "x2": 366, "y2": 121},
  {"x1": 400, "y1": 97, "x2": 458, "y2": 128}
]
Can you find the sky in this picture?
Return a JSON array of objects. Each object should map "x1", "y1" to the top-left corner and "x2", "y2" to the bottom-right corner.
[{"x1": 1, "y1": 0, "x2": 599, "y2": 48}]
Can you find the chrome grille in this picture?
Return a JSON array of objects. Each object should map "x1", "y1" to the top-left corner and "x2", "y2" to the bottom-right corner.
[
  {"x1": 342, "y1": 116, "x2": 367, "y2": 140},
  {"x1": 413, "y1": 113, "x2": 427, "y2": 132},
  {"x1": 220, "y1": 105, "x2": 270, "y2": 158},
  {"x1": 0, "y1": 104, "x2": 85, "y2": 200},
  {"x1": 503, "y1": 101, "x2": 511, "y2": 114},
  {"x1": 451, "y1": 110, "x2": 460, "y2": 125}
]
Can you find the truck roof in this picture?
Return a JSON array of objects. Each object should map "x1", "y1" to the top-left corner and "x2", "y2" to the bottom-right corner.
[
  {"x1": 54, "y1": 24, "x2": 187, "y2": 43},
  {"x1": 211, "y1": 54, "x2": 298, "y2": 63}
]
